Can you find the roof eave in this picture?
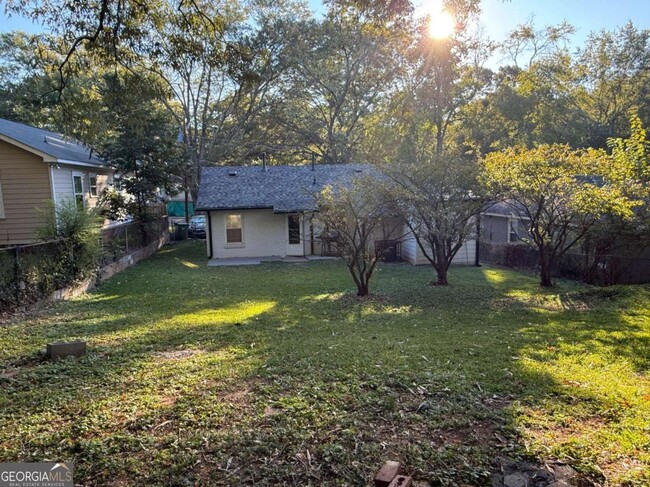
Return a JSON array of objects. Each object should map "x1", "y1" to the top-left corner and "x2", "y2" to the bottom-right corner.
[
  {"x1": 0, "y1": 132, "x2": 56, "y2": 161},
  {"x1": 56, "y1": 159, "x2": 111, "y2": 169},
  {"x1": 196, "y1": 205, "x2": 318, "y2": 213},
  {"x1": 0, "y1": 133, "x2": 109, "y2": 168},
  {"x1": 196, "y1": 205, "x2": 275, "y2": 212}
]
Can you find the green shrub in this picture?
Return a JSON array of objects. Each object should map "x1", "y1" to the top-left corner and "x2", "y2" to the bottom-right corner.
[{"x1": 37, "y1": 198, "x2": 102, "y2": 284}]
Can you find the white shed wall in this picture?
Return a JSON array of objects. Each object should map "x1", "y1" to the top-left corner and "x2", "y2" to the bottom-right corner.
[{"x1": 401, "y1": 228, "x2": 476, "y2": 266}]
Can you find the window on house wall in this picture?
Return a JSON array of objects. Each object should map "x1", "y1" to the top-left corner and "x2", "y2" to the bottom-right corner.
[
  {"x1": 90, "y1": 175, "x2": 98, "y2": 197},
  {"x1": 114, "y1": 177, "x2": 124, "y2": 192},
  {"x1": 0, "y1": 180, "x2": 5, "y2": 219},
  {"x1": 73, "y1": 174, "x2": 84, "y2": 208},
  {"x1": 226, "y1": 214, "x2": 243, "y2": 244},
  {"x1": 509, "y1": 219, "x2": 519, "y2": 243}
]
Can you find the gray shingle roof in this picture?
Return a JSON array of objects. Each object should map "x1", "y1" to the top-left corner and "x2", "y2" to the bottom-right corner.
[
  {"x1": 0, "y1": 118, "x2": 107, "y2": 167},
  {"x1": 484, "y1": 200, "x2": 528, "y2": 217},
  {"x1": 196, "y1": 163, "x2": 378, "y2": 212}
]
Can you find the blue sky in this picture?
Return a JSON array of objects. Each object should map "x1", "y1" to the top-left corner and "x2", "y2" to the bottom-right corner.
[
  {"x1": 477, "y1": 0, "x2": 650, "y2": 46},
  {"x1": 2, "y1": 0, "x2": 649, "y2": 54}
]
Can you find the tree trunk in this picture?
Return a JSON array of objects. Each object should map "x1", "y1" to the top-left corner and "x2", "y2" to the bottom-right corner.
[
  {"x1": 184, "y1": 176, "x2": 190, "y2": 223},
  {"x1": 356, "y1": 282, "x2": 369, "y2": 297},
  {"x1": 436, "y1": 270, "x2": 449, "y2": 286},
  {"x1": 539, "y1": 247, "x2": 553, "y2": 287}
]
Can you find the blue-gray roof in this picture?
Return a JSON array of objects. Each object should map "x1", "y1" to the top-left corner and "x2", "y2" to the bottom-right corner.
[
  {"x1": 484, "y1": 201, "x2": 526, "y2": 217},
  {"x1": 0, "y1": 118, "x2": 107, "y2": 167},
  {"x1": 196, "y1": 163, "x2": 378, "y2": 213}
]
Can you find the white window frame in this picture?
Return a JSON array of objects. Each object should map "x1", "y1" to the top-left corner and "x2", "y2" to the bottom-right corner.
[
  {"x1": 508, "y1": 217, "x2": 519, "y2": 243},
  {"x1": 0, "y1": 180, "x2": 5, "y2": 219},
  {"x1": 89, "y1": 173, "x2": 98, "y2": 197},
  {"x1": 72, "y1": 172, "x2": 85, "y2": 208},
  {"x1": 287, "y1": 213, "x2": 301, "y2": 245},
  {"x1": 225, "y1": 214, "x2": 244, "y2": 246}
]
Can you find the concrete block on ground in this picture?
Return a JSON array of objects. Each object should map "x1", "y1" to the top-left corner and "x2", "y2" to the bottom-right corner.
[
  {"x1": 46, "y1": 341, "x2": 87, "y2": 359},
  {"x1": 374, "y1": 461, "x2": 403, "y2": 487},
  {"x1": 388, "y1": 475, "x2": 413, "y2": 487}
]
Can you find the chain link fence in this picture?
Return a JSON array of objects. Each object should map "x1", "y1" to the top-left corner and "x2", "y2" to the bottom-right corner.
[
  {"x1": 480, "y1": 241, "x2": 650, "y2": 285},
  {"x1": 0, "y1": 216, "x2": 168, "y2": 313}
]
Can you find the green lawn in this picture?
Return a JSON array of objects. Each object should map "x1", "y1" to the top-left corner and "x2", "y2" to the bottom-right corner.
[{"x1": 0, "y1": 241, "x2": 648, "y2": 486}]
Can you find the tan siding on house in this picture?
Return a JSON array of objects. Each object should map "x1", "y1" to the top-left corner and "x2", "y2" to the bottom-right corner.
[{"x1": 0, "y1": 140, "x2": 52, "y2": 245}]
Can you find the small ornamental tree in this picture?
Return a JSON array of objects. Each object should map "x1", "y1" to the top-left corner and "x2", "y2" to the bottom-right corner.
[
  {"x1": 481, "y1": 144, "x2": 641, "y2": 287},
  {"x1": 316, "y1": 180, "x2": 401, "y2": 297},
  {"x1": 385, "y1": 154, "x2": 485, "y2": 286}
]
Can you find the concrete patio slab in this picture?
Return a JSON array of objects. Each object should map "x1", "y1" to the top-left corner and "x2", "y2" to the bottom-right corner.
[
  {"x1": 207, "y1": 255, "x2": 337, "y2": 266},
  {"x1": 208, "y1": 258, "x2": 263, "y2": 266}
]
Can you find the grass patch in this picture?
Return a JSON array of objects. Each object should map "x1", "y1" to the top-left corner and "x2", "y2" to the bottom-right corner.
[{"x1": 0, "y1": 241, "x2": 648, "y2": 485}]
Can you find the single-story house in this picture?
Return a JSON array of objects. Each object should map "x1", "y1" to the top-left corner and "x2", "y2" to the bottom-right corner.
[
  {"x1": 481, "y1": 201, "x2": 530, "y2": 244},
  {"x1": 196, "y1": 163, "x2": 477, "y2": 265},
  {"x1": 0, "y1": 118, "x2": 114, "y2": 246}
]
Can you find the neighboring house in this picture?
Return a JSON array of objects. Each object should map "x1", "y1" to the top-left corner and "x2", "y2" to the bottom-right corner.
[
  {"x1": 481, "y1": 201, "x2": 530, "y2": 244},
  {"x1": 196, "y1": 163, "x2": 477, "y2": 265},
  {"x1": 0, "y1": 118, "x2": 114, "y2": 246}
]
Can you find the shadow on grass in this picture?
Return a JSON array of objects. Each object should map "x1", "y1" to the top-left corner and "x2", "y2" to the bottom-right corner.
[{"x1": 0, "y1": 241, "x2": 648, "y2": 485}]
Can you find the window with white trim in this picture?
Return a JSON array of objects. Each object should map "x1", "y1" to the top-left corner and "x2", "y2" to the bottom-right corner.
[
  {"x1": 508, "y1": 219, "x2": 519, "y2": 243},
  {"x1": 73, "y1": 174, "x2": 84, "y2": 208},
  {"x1": 89, "y1": 174, "x2": 98, "y2": 197},
  {"x1": 0, "y1": 180, "x2": 5, "y2": 219},
  {"x1": 225, "y1": 214, "x2": 243, "y2": 244}
]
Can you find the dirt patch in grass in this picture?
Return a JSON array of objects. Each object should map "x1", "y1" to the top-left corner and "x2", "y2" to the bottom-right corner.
[{"x1": 154, "y1": 349, "x2": 205, "y2": 360}]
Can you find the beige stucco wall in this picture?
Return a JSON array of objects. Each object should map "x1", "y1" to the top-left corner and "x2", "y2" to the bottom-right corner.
[
  {"x1": 0, "y1": 140, "x2": 52, "y2": 245},
  {"x1": 208, "y1": 209, "x2": 307, "y2": 259}
]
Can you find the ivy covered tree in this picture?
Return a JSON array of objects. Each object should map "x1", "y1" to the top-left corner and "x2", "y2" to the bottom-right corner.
[{"x1": 481, "y1": 144, "x2": 641, "y2": 287}]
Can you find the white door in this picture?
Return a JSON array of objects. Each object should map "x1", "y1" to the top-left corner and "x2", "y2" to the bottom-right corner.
[{"x1": 286, "y1": 213, "x2": 303, "y2": 256}]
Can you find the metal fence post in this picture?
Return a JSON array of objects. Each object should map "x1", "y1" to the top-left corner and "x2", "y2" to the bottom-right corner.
[{"x1": 12, "y1": 246, "x2": 19, "y2": 302}]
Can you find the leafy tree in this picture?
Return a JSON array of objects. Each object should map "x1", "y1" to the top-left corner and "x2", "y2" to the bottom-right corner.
[
  {"x1": 367, "y1": 4, "x2": 493, "y2": 162},
  {"x1": 481, "y1": 144, "x2": 640, "y2": 287},
  {"x1": 458, "y1": 20, "x2": 590, "y2": 153},
  {"x1": 316, "y1": 179, "x2": 401, "y2": 296},
  {"x1": 278, "y1": 10, "x2": 402, "y2": 163},
  {"x1": 122, "y1": 0, "x2": 300, "y2": 200},
  {"x1": 582, "y1": 114, "x2": 650, "y2": 283},
  {"x1": 0, "y1": 32, "x2": 109, "y2": 145},
  {"x1": 3, "y1": 0, "x2": 163, "y2": 88},
  {"x1": 100, "y1": 73, "x2": 185, "y2": 226},
  {"x1": 384, "y1": 152, "x2": 483, "y2": 285},
  {"x1": 574, "y1": 23, "x2": 650, "y2": 144},
  {"x1": 363, "y1": 2, "x2": 489, "y2": 286}
]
